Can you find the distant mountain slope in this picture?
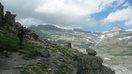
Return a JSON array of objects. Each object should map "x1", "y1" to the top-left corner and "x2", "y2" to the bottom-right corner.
[
  {"x1": 29, "y1": 25, "x2": 102, "y2": 49},
  {"x1": 93, "y1": 27, "x2": 132, "y2": 56},
  {"x1": 29, "y1": 25, "x2": 132, "y2": 56}
]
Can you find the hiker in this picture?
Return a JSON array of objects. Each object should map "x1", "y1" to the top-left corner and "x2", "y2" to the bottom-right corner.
[
  {"x1": 17, "y1": 26, "x2": 25, "y2": 46},
  {"x1": 67, "y1": 42, "x2": 72, "y2": 48}
]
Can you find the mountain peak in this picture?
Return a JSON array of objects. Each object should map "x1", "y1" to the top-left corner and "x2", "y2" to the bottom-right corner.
[{"x1": 110, "y1": 26, "x2": 124, "y2": 32}]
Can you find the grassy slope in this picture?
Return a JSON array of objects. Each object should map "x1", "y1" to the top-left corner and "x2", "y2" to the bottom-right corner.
[
  {"x1": 0, "y1": 27, "x2": 38, "y2": 52},
  {"x1": 0, "y1": 26, "x2": 74, "y2": 74}
]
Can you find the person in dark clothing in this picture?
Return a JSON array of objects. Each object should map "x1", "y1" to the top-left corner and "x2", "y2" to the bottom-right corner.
[
  {"x1": 17, "y1": 26, "x2": 25, "y2": 46},
  {"x1": 67, "y1": 42, "x2": 72, "y2": 48}
]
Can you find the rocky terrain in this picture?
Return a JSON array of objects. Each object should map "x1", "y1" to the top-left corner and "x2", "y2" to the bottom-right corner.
[
  {"x1": 29, "y1": 20, "x2": 132, "y2": 74},
  {"x1": 0, "y1": 2, "x2": 115, "y2": 74}
]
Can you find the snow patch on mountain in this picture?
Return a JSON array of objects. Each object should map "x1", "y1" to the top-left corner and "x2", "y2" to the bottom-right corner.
[
  {"x1": 118, "y1": 36, "x2": 132, "y2": 40},
  {"x1": 110, "y1": 26, "x2": 124, "y2": 32}
]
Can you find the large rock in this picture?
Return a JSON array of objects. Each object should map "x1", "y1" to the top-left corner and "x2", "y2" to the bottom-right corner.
[
  {"x1": 77, "y1": 56, "x2": 103, "y2": 70},
  {"x1": 86, "y1": 48, "x2": 96, "y2": 56},
  {"x1": 77, "y1": 55, "x2": 115, "y2": 74}
]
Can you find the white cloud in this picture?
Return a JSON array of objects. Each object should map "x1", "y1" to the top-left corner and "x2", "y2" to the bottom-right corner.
[
  {"x1": 125, "y1": 20, "x2": 132, "y2": 26},
  {"x1": 35, "y1": 0, "x2": 123, "y2": 16},
  {"x1": 103, "y1": 7, "x2": 132, "y2": 23},
  {"x1": 34, "y1": 0, "x2": 125, "y2": 28},
  {"x1": 17, "y1": 17, "x2": 44, "y2": 27},
  {"x1": 1, "y1": 0, "x2": 126, "y2": 28}
]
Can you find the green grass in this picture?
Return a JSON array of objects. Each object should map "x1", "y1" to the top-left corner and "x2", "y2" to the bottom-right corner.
[
  {"x1": 0, "y1": 35, "x2": 19, "y2": 51},
  {"x1": 31, "y1": 66, "x2": 52, "y2": 74},
  {"x1": 31, "y1": 67, "x2": 43, "y2": 74},
  {"x1": 0, "y1": 29, "x2": 41, "y2": 51},
  {"x1": 0, "y1": 35, "x2": 37, "y2": 52},
  {"x1": 20, "y1": 70, "x2": 30, "y2": 74},
  {"x1": 55, "y1": 64, "x2": 71, "y2": 74},
  {"x1": 0, "y1": 29, "x2": 42, "y2": 59}
]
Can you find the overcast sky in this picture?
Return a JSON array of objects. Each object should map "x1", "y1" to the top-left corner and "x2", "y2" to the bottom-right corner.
[{"x1": 1, "y1": 0, "x2": 132, "y2": 31}]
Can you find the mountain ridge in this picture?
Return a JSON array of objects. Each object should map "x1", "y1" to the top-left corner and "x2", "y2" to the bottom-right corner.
[{"x1": 29, "y1": 24, "x2": 132, "y2": 33}]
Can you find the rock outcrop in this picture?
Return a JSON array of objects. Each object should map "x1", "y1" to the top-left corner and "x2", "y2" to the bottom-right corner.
[
  {"x1": 76, "y1": 48, "x2": 115, "y2": 74},
  {"x1": 4, "y1": 11, "x2": 16, "y2": 26},
  {"x1": 0, "y1": 3, "x2": 4, "y2": 25},
  {"x1": 0, "y1": 3, "x2": 16, "y2": 26}
]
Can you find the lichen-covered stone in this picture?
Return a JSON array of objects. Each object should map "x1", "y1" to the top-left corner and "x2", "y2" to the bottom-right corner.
[{"x1": 77, "y1": 54, "x2": 115, "y2": 74}]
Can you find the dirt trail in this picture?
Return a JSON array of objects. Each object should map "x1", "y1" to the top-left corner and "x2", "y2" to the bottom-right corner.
[{"x1": 0, "y1": 52, "x2": 40, "y2": 74}]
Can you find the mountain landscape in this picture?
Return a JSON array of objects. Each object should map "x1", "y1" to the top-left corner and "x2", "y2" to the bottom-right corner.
[
  {"x1": 0, "y1": 3, "x2": 117, "y2": 74},
  {"x1": 0, "y1": 2, "x2": 132, "y2": 74}
]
